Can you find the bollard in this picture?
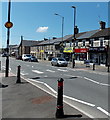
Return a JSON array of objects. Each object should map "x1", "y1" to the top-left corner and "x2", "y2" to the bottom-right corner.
[
  {"x1": 107, "y1": 65, "x2": 110, "y2": 72},
  {"x1": 0, "y1": 61, "x2": 1, "y2": 70},
  {"x1": 56, "y1": 78, "x2": 64, "y2": 118},
  {"x1": 16, "y1": 65, "x2": 21, "y2": 83},
  {"x1": 72, "y1": 59, "x2": 75, "y2": 68},
  {"x1": 93, "y1": 63, "x2": 95, "y2": 70}
]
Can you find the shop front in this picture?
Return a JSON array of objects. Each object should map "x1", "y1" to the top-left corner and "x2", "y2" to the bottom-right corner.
[
  {"x1": 74, "y1": 48, "x2": 88, "y2": 61},
  {"x1": 63, "y1": 47, "x2": 73, "y2": 61},
  {"x1": 88, "y1": 47, "x2": 107, "y2": 65}
]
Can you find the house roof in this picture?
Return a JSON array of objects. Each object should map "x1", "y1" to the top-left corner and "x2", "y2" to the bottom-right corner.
[
  {"x1": 76, "y1": 30, "x2": 100, "y2": 39},
  {"x1": 21, "y1": 40, "x2": 42, "y2": 47},
  {"x1": 90, "y1": 28, "x2": 110, "y2": 38}
]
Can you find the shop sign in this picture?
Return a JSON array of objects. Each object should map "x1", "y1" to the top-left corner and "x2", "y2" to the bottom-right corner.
[
  {"x1": 75, "y1": 48, "x2": 88, "y2": 53},
  {"x1": 88, "y1": 47, "x2": 106, "y2": 52},
  {"x1": 63, "y1": 47, "x2": 73, "y2": 53},
  {"x1": 40, "y1": 50, "x2": 44, "y2": 53}
]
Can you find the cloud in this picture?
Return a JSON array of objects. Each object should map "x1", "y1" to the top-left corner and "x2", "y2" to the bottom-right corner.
[{"x1": 36, "y1": 26, "x2": 48, "y2": 33}]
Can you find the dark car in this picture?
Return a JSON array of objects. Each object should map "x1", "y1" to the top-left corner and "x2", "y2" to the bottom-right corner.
[
  {"x1": 1, "y1": 53, "x2": 7, "y2": 57},
  {"x1": 29, "y1": 56, "x2": 38, "y2": 62},
  {"x1": 16, "y1": 56, "x2": 22, "y2": 60}
]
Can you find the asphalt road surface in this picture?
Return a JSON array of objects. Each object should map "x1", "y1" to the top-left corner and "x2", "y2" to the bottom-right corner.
[{"x1": 1, "y1": 57, "x2": 110, "y2": 118}]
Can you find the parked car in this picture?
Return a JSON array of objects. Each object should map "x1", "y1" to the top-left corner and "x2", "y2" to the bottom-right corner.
[
  {"x1": 85, "y1": 60, "x2": 90, "y2": 67},
  {"x1": 16, "y1": 55, "x2": 22, "y2": 60},
  {"x1": 1, "y1": 53, "x2": 7, "y2": 57},
  {"x1": 22, "y1": 54, "x2": 32, "y2": 61},
  {"x1": 29, "y1": 56, "x2": 38, "y2": 62},
  {"x1": 51, "y1": 57, "x2": 68, "y2": 67}
]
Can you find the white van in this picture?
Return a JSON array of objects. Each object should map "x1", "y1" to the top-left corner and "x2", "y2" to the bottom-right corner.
[{"x1": 22, "y1": 54, "x2": 32, "y2": 61}]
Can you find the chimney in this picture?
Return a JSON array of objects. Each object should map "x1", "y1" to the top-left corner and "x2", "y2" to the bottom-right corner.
[
  {"x1": 53, "y1": 37, "x2": 57, "y2": 40},
  {"x1": 44, "y1": 38, "x2": 48, "y2": 41},
  {"x1": 99, "y1": 21, "x2": 106, "y2": 30}
]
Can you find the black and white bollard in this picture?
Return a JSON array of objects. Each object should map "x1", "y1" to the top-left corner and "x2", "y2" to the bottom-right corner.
[
  {"x1": 16, "y1": 65, "x2": 21, "y2": 83},
  {"x1": 56, "y1": 78, "x2": 64, "y2": 118},
  {"x1": 93, "y1": 63, "x2": 95, "y2": 71}
]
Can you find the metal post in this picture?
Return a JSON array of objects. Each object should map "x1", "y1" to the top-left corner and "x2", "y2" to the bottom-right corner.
[
  {"x1": 93, "y1": 63, "x2": 95, "y2": 70},
  {"x1": 72, "y1": 58, "x2": 75, "y2": 68},
  {"x1": 56, "y1": 78, "x2": 64, "y2": 118},
  {"x1": 16, "y1": 65, "x2": 21, "y2": 83},
  {"x1": 54, "y1": 13, "x2": 64, "y2": 57},
  {"x1": 5, "y1": 0, "x2": 12, "y2": 77},
  {"x1": 107, "y1": 65, "x2": 110, "y2": 72},
  {"x1": 72, "y1": 6, "x2": 76, "y2": 68},
  {"x1": 5, "y1": 28, "x2": 10, "y2": 77}
]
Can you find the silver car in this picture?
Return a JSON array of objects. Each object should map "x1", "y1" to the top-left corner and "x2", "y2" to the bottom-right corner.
[{"x1": 51, "y1": 57, "x2": 68, "y2": 67}]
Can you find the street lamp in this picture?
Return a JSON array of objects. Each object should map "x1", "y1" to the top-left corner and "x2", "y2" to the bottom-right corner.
[
  {"x1": 71, "y1": 6, "x2": 76, "y2": 68},
  {"x1": 4, "y1": 0, "x2": 13, "y2": 77},
  {"x1": 54, "y1": 13, "x2": 64, "y2": 56}
]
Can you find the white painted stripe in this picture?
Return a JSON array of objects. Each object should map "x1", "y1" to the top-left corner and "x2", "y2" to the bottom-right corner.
[
  {"x1": 21, "y1": 73, "x2": 28, "y2": 76},
  {"x1": 63, "y1": 99, "x2": 94, "y2": 118},
  {"x1": 97, "y1": 107, "x2": 110, "y2": 117},
  {"x1": 22, "y1": 77, "x2": 94, "y2": 118},
  {"x1": 63, "y1": 95, "x2": 95, "y2": 107},
  {"x1": 32, "y1": 70, "x2": 44, "y2": 74},
  {"x1": 46, "y1": 69, "x2": 55, "y2": 73},
  {"x1": 84, "y1": 77, "x2": 110, "y2": 86},
  {"x1": 57, "y1": 69, "x2": 67, "y2": 72}
]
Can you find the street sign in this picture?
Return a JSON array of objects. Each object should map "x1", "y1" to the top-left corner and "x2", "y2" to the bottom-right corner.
[{"x1": 5, "y1": 22, "x2": 13, "y2": 28}]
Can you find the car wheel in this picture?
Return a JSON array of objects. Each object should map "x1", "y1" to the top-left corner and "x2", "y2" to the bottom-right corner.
[{"x1": 57, "y1": 63, "x2": 59, "y2": 67}]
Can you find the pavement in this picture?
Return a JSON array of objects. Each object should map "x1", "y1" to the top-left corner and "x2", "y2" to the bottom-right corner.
[{"x1": 0, "y1": 71, "x2": 91, "y2": 120}]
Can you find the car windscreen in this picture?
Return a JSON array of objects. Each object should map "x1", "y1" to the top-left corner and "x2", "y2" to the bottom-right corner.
[
  {"x1": 26, "y1": 55, "x2": 31, "y2": 57},
  {"x1": 58, "y1": 58, "x2": 65, "y2": 61}
]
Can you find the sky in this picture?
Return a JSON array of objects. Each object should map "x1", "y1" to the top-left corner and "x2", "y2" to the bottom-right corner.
[{"x1": 1, "y1": 1, "x2": 109, "y2": 48}]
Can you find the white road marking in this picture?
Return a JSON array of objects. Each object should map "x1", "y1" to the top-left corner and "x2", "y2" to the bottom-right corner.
[
  {"x1": 46, "y1": 69, "x2": 55, "y2": 73},
  {"x1": 63, "y1": 95, "x2": 95, "y2": 107},
  {"x1": 57, "y1": 69, "x2": 68, "y2": 72},
  {"x1": 32, "y1": 70, "x2": 44, "y2": 74},
  {"x1": 20, "y1": 76, "x2": 109, "y2": 118},
  {"x1": 84, "y1": 77, "x2": 110, "y2": 86},
  {"x1": 21, "y1": 72, "x2": 28, "y2": 76},
  {"x1": 44, "y1": 75, "x2": 48, "y2": 77},
  {"x1": 97, "y1": 107, "x2": 110, "y2": 117}
]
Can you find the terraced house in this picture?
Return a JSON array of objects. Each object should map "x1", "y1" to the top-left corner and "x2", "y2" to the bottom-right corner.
[{"x1": 30, "y1": 21, "x2": 110, "y2": 65}]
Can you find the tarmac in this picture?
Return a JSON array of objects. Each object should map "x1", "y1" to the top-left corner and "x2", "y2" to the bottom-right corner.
[{"x1": 0, "y1": 61, "x2": 109, "y2": 120}]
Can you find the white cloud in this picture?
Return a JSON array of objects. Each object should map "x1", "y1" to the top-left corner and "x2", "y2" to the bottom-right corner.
[{"x1": 36, "y1": 26, "x2": 48, "y2": 33}]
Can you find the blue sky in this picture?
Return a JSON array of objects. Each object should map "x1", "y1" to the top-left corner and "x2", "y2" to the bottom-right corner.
[{"x1": 1, "y1": 2, "x2": 108, "y2": 48}]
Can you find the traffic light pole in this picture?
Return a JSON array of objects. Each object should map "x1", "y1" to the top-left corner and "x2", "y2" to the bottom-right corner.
[
  {"x1": 5, "y1": 28, "x2": 10, "y2": 77},
  {"x1": 5, "y1": 0, "x2": 13, "y2": 77}
]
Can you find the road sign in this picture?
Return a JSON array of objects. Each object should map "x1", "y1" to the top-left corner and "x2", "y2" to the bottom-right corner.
[{"x1": 5, "y1": 22, "x2": 13, "y2": 28}]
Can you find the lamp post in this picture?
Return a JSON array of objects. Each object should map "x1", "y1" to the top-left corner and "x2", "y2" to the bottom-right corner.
[
  {"x1": 71, "y1": 6, "x2": 76, "y2": 68},
  {"x1": 54, "y1": 13, "x2": 64, "y2": 56},
  {"x1": 5, "y1": 0, "x2": 13, "y2": 77}
]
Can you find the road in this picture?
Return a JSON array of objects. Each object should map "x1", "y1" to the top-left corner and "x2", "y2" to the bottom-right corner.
[{"x1": 1, "y1": 57, "x2": 110, "y2": 118}]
